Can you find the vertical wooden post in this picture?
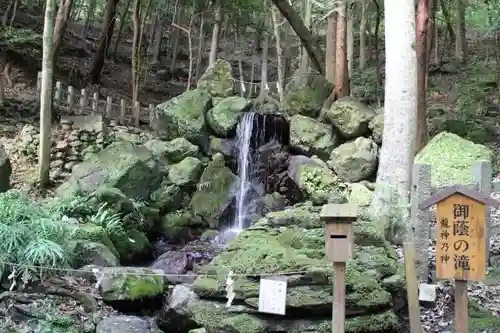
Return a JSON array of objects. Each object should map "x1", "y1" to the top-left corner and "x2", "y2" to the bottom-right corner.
[
  {"x1": 403, "y1": 242, "x2": 422, "y2": 333},
  {"x1": 106, "y1": 96, "x2": 113, "y2": 118},
  {"x1": 455, "y1": 280, "x2": 468, "y2": 333},
  {"x1": 411, "y1": 163, "x2": 432, "y2": 281},
  {"x1": 134, "y1": 101, "x2": 140, "y2": 127},
  {"x1": 472, "y1": 160, "x2": 492, "y2": 266},
  {"x1": 120, "y1": 99, "x2": 126, "y2": 124},
  {"x1": 320, "y1": 204, "x2": 358, "y2": 333},
  {"x1": 79, "y1": 88, "x2": 87, "y2": 114},
  {"x1": 92, "y1": 91, "x2": 99, "y2": 114},
  {"x1": 67, "y1": 86, "x2": 75, "y2": 113},
  {"x1": 332, "y1": 261, "x2": 346, "y2": 333}
]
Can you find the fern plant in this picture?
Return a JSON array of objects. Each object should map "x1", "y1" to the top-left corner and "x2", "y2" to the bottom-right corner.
[{"x1": 0, "y1": 190, "x2": 71, "y2": 288}]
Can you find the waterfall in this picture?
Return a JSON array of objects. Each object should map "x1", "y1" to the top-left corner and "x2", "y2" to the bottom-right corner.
[{"x1": 232, "y1": 112, "x2": 255, "y2": 231}]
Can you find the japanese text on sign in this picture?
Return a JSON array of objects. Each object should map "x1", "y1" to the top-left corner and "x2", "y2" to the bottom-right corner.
[{"x1": 435, "y1": 194, "x2": 486, "y2": 281}]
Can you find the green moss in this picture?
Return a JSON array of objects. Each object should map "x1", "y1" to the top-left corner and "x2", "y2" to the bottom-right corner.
[
  {"x1": 298, "y1": 163, "x2": 347, "y2": 205},
  {"x1": 69, "y1": 224, "x2": 119, "y2": 257},
  {"x1": 160, "y1": 210, "x2": 204, "y2": 238},
  {"x1": 451, "y1": 300, "x2": 500, "y2": 332},
  {"x1": 415, "y1": 131, "x2": 493, "y2": 187},
  {"x1": 110, "y1": 228, "x2": 150, "y2": 262},
  {"x1": 221, "y1": 314, "x2": 266, "y2": 333}
]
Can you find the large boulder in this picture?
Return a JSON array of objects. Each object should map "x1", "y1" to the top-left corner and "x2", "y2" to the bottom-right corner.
[
  {"x1": 155, "y1": 89, "x2": 212, "y2": 144},
  {"x1": 56, "y1": 142, "x2": 163, "y2": 199},
  {"x1": 0, "y1": 144, "x2": 11, "y2": 192},
  {"x1": 324, "y1": 97, "x2": 376, "y2": 139},
  {"x1": 288, "y1": 155, "x2": 347, "y2": 205},
  {"x1": 168, "y1": 157, "x2": 203, "y2": 186},
  {"x1": 415, "y1": 131, "x2": 493, "y2": 187},
  {"x1": 190, "y1": 154, "x2": 237, "y2": 228},
  {"x1": 98, "y1": 267, "x2": 165, "y2": 302},
  {"x1": 164, "y1": 137, "x2": 200, "y2": 163},
  {"x1": 206, "y1": 96, "x2": 253, "y2": 136},
  {"x1": 289, "y1": 115, "x2": 339, "y2": 161},
  {"x1": 284, "y1": 74, "x2": 333, "y2": 117},
  {"x1": 196, "y1": 59, "x2": 235, "y2": 97},
  {"x1": 160, "y1": 205, "x2": 404, "y2": 333},
  {"x1": 328, "y1": 137, "x2": 378, "y2": 182}
]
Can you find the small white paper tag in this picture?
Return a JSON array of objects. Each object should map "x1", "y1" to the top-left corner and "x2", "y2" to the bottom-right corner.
[
  {"x1": 258, "y1": 276, "x2": 287, "y2": 315},
  {"x1": 419, "y1": 283, "x2": 437, "y2": 302}
]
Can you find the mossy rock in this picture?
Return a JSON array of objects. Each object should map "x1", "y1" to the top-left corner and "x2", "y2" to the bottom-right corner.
[
  {"x1": 149, "y1": 183, "x2": 188, "y2": 213},
  {"x1": 70, "y1": 241, "x2": 119, "y2": 268},
  {"x1": 190, "y1": 154, "x2": 237, "y2": 227},
  {"x1": 159, "y1": 210, "x2": 204, "y2": 239},
  {"x1": 450, "y1": 300, "x2": 500, "y2": 332},
  {"x1": 109, "y1": 229, "x2": 151, "y2": 263},
  {"x1": 98, "y1": 267, "x2": 165, "y2": 301},
  {"x1": 69, "y1": 224, "x2": 119, "y2": 258},
  {"x1": 192, "y1": 210, "x2": 401, "y2": 316},
  {"x1": 206, "y1": 96, "x2": 253, "y2": 136},
  {"x1": 168, "y1": 156, "x2": 203, "y2": 186},
  {"x1": 196, "y1": 59, "x2": 235, "y2": 97},
  {"x1": 284, "y1": 74, "x2": 333, "y2": 118},
  {"x1": 415, "y1": 131, "x2": 493, "y2": 187},
  {"x1": 163, "y1": 137, "x2": 200, "y2": 163}
]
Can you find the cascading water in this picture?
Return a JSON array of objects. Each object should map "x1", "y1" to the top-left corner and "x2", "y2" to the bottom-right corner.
[
  {"x1": 232, "y1": 112, "x2": 255, "y2": 232},
  {"x1": 216, "y1": 111, "x2": 290, "y2": 244}
]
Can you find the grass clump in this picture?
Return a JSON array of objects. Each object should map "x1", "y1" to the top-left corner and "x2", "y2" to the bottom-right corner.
[{"x1": 0, "y1": 190, "x2": 70, "y2": 287}]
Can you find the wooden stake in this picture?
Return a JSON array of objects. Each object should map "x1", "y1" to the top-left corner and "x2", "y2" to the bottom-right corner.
[
  {"x1": 455, "y1": 280, "x2": 468, "y2": 333},
  {"x1": 332, "y1": 262, "x2": 346, "y2": 333},
  {"x1": 403, "y1": 241, "x2": 422, "y2": 333}
]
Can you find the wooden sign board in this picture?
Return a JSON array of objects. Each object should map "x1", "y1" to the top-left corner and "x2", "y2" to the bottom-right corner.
[
  {"x1": 435, "y1": 193, "x2": 486, "y2": 281},
  {"x1": 419, "y1": 185, "x2": 499, "y2": 282}
]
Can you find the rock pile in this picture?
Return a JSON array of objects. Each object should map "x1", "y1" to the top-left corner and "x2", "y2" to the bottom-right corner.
[{"x1": 14, "y1": 119, "x2": 153, "y2": 181}]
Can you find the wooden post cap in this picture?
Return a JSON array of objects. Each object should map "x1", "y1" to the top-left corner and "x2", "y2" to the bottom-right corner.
[
  {"x1": 320, "y1": 203, "x2": 358, "y2": 222},
  {"x1": 418, "y1": 184, "x2": 499, "y2": 210}
]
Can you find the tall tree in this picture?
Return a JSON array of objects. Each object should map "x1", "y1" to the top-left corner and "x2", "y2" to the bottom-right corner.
[
  {"x1": 39, "y1": 0, "x2": 56, "y2": 187},
  {"x1": 415, "y1": 0, "x2": 430, "y2": 153},
  {"x1": 370, "y1": 0, "x2": 418, "y2": 218},
  {"x1": 90, "y1": 0, "x2": 120, "y2": 84}
]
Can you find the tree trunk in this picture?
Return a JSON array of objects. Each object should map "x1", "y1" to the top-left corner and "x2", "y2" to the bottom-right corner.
[
  {"x1": 112, "y1": 0, "x2": 131, "y2": 60},
  {"x1": 82, "y1": 0, "x2": 96, "y2": 35},
  {"x1": 439, "y1": 0, "x2": 455, "y2": 40},
  {"x1": 271, "y1": 0, "x2": 324, "y2": 75},
  {"x1": 131, "y1": 0, "x2": 140, "y2": 104},
  {"x1": 299, "y1": 0, "x2": 311, "y2": 73},
  {"x1": 359, "y1": 1, "x2": 367, "y2": 69},
  {"x1": 455, "y1": 0, "x2": 467, "y2": 63},
  {"x1": 415, "y1": 0, "x2": 429, "y2": 154},
  {"x1": 39, "y1": 0, "x2": 55, "y2": 188},
  {"x1": 258, "y1": 15, "x2": 269, "y2": 101},
  {"x1": 52, "y1": 0, "x2": 74, "y2": 63},
  {"x1": 90, "y1": 0, "x2": 119, "y2": 84},
  {"x1": 208, "y1": 0, "x2": 222, "y2": 68},
  {"x1": 346, "y1": 4, "x2": 353, "y2": 76},
  {"x1": 272, "y1": 7, "x2": 285, "y2": 103},
  {"x1": 333, "y1": 0, "x2": 349, "y2": 99},
  {"x1": 169, "y1": 4, "x2": 183, "y2": 72},
  {"x1": 373, "y1": 0, "x2": 382, "y2": 106},
  {"x1": 151, "y1": 18, "x2": 163, "y2": 63},
  {"x1": 195, "y1": 12, "x2": 205, "y2": 78},
  {"x1": 370, "y1": 0, "x2": 417, "y2": 220},
  {"x1": 325, "y1": 13, "x2": 337, "y2": 83}
]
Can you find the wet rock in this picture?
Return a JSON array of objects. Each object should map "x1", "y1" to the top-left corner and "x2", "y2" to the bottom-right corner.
[
  {"x1": 150, "y1": 251, "x2": 195, "y2": 284},
  {"x1": 190, "y1": 154, "x2": 238, "y2": 227},
  {"x1": 206, "y1": 96, "x2": 253, "y2": 136},
  {"x1": 71, "y1": 241, "x2": 119, "y2": 267}
]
